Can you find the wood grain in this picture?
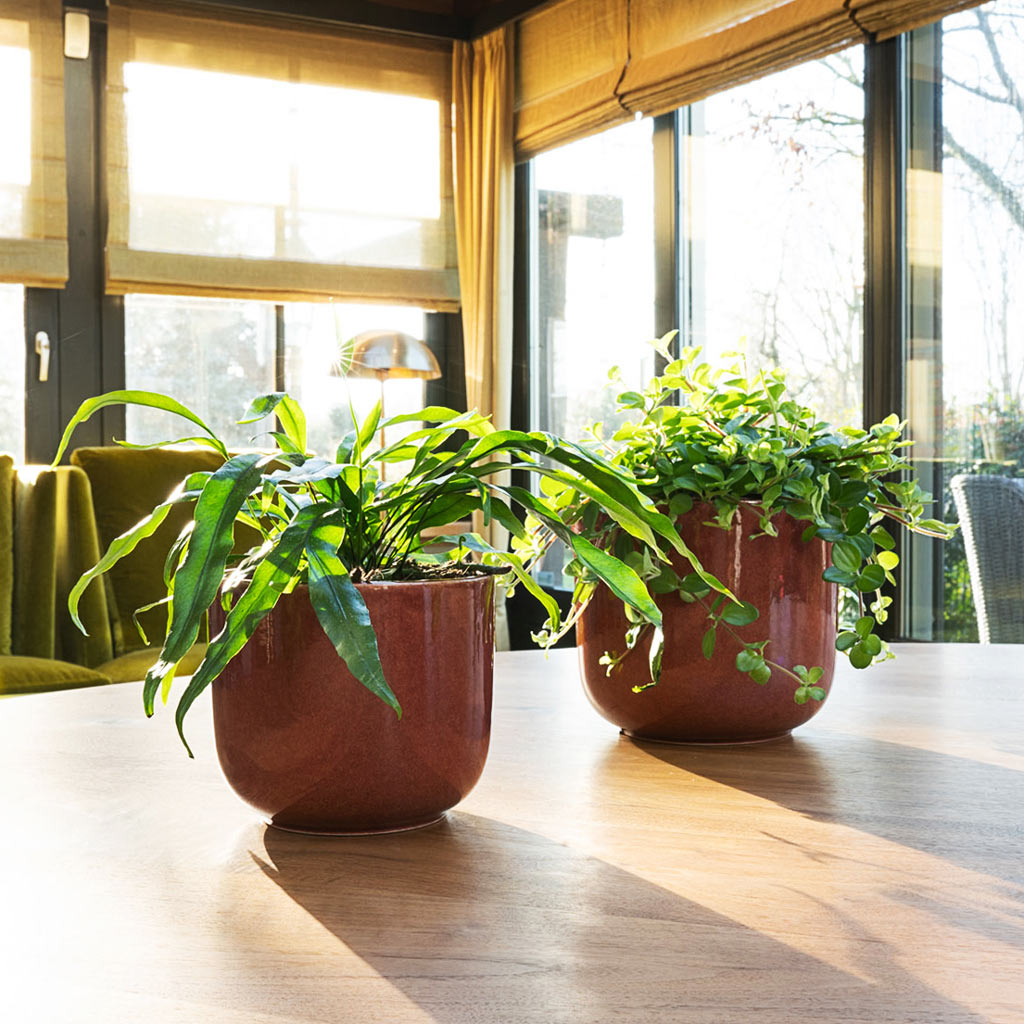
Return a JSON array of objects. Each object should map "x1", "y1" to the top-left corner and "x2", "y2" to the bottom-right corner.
[{"x1": 1, "y1": 645, "x2": 1022, "y2": 1023}]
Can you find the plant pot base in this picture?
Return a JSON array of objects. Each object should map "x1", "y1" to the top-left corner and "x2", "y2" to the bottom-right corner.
[
  {"x1": 265, "y1": 812, "x2": 447, "y2": 837},
  {"x1": 622, "y1": 728, "x2": 793, "y2": 747}
]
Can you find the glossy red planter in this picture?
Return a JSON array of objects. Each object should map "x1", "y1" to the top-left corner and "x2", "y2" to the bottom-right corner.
[
  {"x1": 211, "y1": 576, "x2": 495, "y2": 834},
  {"x1": 578, "y1": 505, "x2": 837, "y2": 743}
]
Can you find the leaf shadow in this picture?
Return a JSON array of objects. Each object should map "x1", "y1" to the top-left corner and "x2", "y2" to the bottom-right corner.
[
  {"x1": 203, "y1": 812, "x2": 996, "y2": 1024},
  {"x1": 632, "y1": 732, "x2": 1024, "y2": 888}
]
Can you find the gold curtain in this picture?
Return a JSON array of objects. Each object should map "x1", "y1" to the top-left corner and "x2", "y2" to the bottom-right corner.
[
  {"x1": 105, "y1": 1, "x2": 458, "y2": 308},
  {"x1": 453, "y1": 24, "x2": 515, "y2": 582},
  {"x1": 0, "y1": 0, "x2": 67, "y2": 288},
  {"x1": 514, "y1": 0, "x2": 990, "y2": 158},
  {"x1": 453, "y1": 25, "x2": 515, "y2": 432}
]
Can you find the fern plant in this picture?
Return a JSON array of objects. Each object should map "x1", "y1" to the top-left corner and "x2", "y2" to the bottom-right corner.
[{"x1": 54, "y1": 389, "x2": 686, "y2": 753}]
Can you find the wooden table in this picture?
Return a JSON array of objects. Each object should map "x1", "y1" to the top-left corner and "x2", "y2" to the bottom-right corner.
[{"x1": 1, "y1": 645, "x2": 1022, "y2": 1023}]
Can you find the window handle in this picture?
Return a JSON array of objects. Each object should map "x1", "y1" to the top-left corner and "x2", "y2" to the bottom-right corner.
[{"x1": 35, "y1": 331, "x2": 51, "y2": 382}]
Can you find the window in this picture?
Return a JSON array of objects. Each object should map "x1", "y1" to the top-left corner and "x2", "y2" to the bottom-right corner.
[
  {"x1": 530, "y1": 117, "x2": 656, "y2": 445},
  {"x1": 524, "y1": 53, "x2": 865, "y2": 589},
  {"x1": 904, "y1": 1, "x2": 1024, "y2": 640},
  {"x1": 124, "y1": 295, "x2": 426, "y2": 455},
  {"x1": 0, "y1": 284, "x2": 24, "y2": 459},
  {"x1": 527, "y1": 117, "x2": 656, "y2": 588},
  {"x1": 522, "y1": 0, "x2": 1024, "y2": 639},
  {"x1": 105, "y1": 2, "x2": 456, "y2": 309},
  {"x1": 124, "y1": 295, "x2": 277, "y2": 447},
  {"x1": 686, "y1": 51, "x2": 864, "y2": 426},
  {"x1": 0, "y1": 36, "x2": 30, "y2": 240},
  {"x1": 0, "y1": 0, "x2": 67, "y2": 288}
]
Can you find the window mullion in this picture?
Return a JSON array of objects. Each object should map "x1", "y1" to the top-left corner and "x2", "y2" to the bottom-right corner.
[
  {"x1": 864, "y1": 35, "x2": 908, "y2": 639},
  {"x1": 652, "y1": 111, "x2": 680, "y2": 360}
]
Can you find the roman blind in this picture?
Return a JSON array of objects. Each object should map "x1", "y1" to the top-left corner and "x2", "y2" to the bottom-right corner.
[
  {"x1": 0, "y1": 0, "x2": 67, "y2": 288},
  {"x1": 106, "y1": 1, "x2": 459, "y2": 310},
  {"x1": 515, "y1": 0, "x2": 990, "y2": 159}
]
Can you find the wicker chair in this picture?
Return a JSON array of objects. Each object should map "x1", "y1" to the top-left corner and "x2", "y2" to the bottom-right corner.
[{"x1": 950, "y1": 474, "x2": 1024, "y2": 643}]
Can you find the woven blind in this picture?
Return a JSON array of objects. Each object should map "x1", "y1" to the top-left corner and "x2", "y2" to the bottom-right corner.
[
  {"x1": 0, "y1": 0, "x2": 66, "y2": 288},
  {"x1": 515, "y1": 0, "x2": 630, "y2": 159},
  {"x1": 106, "y1": 1, "x2": 459, "y2": 309},
  {"x1": 515, "y1": 0, "x2": 989, "y2": 159},
  {"x1": 851, "y1": 0, "x2": 992, "y2": 40}
]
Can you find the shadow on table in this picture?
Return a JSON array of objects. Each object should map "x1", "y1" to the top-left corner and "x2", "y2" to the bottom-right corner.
[
  {"x1": 631, "y1": 732, "x2": 1024, "y2": 889},
  {"x1": 239, "y1": 812, "x2": 987, "y2": 1024}
]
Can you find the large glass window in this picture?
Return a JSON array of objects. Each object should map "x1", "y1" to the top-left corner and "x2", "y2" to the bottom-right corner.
[
  {"x1": 0, "y1": 284, "x2": 24, "y2": 460},
  {"x1": 124, "y1": 296, "x2": 425, "y2": 455},
  {"x1": 685, "y1": 50, "x2": 865, "y2": 427},
  {"x1": 122, "y1": 64, "x2": 443, "y2": 268},
  {"x1": 0, "y1": 37, "x2": 30, "y2": 238},
  {"x1": 906, "y1": 1, "x2": 1024, "y2": 641},
  {"x1": 105, "y1": 4, "x2": 456, "y2": 308},
  {"x1": 528, "y1": 117, "x2": 656, "y2": 588},
  {"x1": 526, "y1": 56, "x2": 865, "y2": 591},
  {"x1": 283, "y1": 302, "x2": 426, "y2": 458},
  {"x1": 530, "y1": 117, "x2": 656, "y2": 446},
  {"x1": 124, "y1": 295, "x2": 277, "y2": 447}
]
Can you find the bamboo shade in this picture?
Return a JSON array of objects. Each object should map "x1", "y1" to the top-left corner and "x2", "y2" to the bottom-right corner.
[
  {"x1": 0, "y1": 0, "x2": 67, "y2": 287},
  {"x1": 850, "y1": 0, "x2": 992, "y2": 40},
  {"x1": 106, "y1": 1, "x2": 459, "y2": 309},
  {"x1": 515, "y1": 0, "x2": 630, "y2": 158},
  {"x1": 515, "y1": 0, "x2": 989, "y2": 158}
]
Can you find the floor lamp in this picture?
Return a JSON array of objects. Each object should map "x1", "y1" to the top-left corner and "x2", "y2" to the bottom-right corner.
[{"x1": 333, "y1": 329, "x2": 442, "y2": 477}]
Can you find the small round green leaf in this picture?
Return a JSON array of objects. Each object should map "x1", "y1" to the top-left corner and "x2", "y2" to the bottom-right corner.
[
  {"x1": 856, "y1": 564, "x2": 886, "y2": 591},
  {"x1": 750, "y1": 664, "x2": 772, "y2": 685},
  {"x1": 832, "y1": 541, "x2": 863, "y2": 574},
  {"x1": 849, "y1": 643, "x2": 873, "y2": 669},
  {"x1": 836, "y1": 630, "x2": 858, "y2": 651},
  {"x1": 720, "y1": 601, "x2": 759, "y2": 627},
  {"x1": 877, "y1": 550, "x2": 899, "y2": 571},
  {"x1": 735, "y1": 649, "x2": 761, "y2": 673}
]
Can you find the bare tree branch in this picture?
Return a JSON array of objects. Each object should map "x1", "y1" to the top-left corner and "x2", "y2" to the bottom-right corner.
[
  {"x1": 973, "y1": 9, "x2": 1024, "y2": 122},
  {"x1": 945, "y1": 127, "x2": 1024, "y2": 234}
]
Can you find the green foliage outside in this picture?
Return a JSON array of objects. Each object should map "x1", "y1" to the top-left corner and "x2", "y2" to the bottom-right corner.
[{"x1": 939, "y1": 394, "x2": 1024, "y2": 641}]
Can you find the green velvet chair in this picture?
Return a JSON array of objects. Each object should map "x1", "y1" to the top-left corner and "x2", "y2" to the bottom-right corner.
[
  {"x1": 1, "y1": 446, "x2": 257, "y2": 693},
  {"x1": 0, "y1": 455, "x2": 113, "y2": 696},
  {"x1": 70, "y1": 446, "x2": 231, "y2": 683}
]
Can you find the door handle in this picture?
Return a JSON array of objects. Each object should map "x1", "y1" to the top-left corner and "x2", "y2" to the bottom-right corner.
[{"x1": 35, "y1": 331, "x2": 51, "y2": 382}]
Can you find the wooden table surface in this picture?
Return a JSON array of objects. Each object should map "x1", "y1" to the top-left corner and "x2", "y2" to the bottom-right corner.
[{"x1": 2, "y1": 645, "x2": 1022, "y2": 1023}]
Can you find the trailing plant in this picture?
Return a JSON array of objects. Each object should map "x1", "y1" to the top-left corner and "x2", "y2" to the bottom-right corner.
[
  {"x1": 54, "y1": 390, "x2": 688, "y2": 754},
  {"x1": 540, "y1": 335, "x2": 956, "y2": 701}
]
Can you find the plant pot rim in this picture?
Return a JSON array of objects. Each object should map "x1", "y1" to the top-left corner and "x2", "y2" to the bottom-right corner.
[{"x1": 288, "y1": 573, "x2": 498, "y2": 592}]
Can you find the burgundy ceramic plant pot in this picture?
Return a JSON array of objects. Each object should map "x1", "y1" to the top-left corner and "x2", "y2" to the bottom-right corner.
[
  {"x1": 211, "y1": 575, "x2": 495, "y2": 835},
  {"x1": 578, "y1": 504, "x2": 837, "y2": 743}
]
